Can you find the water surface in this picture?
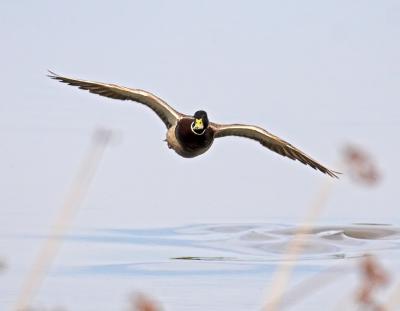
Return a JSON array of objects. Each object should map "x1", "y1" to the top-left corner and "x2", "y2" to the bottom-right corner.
[{"x1": 1, "y1": 223, "x2": 400, "y2": 310}]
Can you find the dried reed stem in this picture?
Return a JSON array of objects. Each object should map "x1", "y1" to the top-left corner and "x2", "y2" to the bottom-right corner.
[
  {"x1": 14, "y1": 129, "x2": 113, "y2": 311},
  {"x1": 262, "y1": 177, "x2": 335, "y2": 311}
]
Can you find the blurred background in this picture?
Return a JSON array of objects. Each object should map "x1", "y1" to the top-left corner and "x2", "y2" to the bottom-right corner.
[
  {"x1": 1, "y1": 1, "x2": 399, "y2": 228},
  {"x1": 0, "y1": 1, "x2": 399, "y2": 310}
]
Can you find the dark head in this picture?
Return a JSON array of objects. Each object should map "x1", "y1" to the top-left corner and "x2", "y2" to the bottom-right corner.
[{"x1": 191, "y1": 110, "x2": 209, "y2": 135}]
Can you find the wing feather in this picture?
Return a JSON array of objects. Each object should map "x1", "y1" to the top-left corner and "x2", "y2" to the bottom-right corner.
[
  {"x1": 211, "y1": 123, "x2": 339, "y2": 178},
  {"x1": 48, "y1": 71, "x2": 183, "y2": 128}
]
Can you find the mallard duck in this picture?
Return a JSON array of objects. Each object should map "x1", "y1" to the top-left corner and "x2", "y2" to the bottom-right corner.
[{"x1": 48, "y1": 71, "x2": 339, "y2": 178}]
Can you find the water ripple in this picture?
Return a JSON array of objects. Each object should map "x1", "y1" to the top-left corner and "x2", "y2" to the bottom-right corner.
[{"x1": 60, "y1": 223, "x2": 400, "y2": 276}]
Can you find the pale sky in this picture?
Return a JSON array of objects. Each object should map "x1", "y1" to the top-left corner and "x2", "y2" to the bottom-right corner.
[{"x1": 1, "y1": 1, "x2": 399, "y2": 232}]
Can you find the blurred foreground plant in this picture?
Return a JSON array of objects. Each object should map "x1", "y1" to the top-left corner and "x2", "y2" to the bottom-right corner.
[
  {"x1": 129, "y1": 293, "x2": 162, "y2": 311},
  {"x1": 14, "y1": 129, "x2": 115, "y2": 311},
  {"x1": 343, "y1": 145, "x2": 381, "y2": 186},
  {"x1": 263, "y1": 143, "x2": 384, "y2": 310},
  {"x1": 356, "y1": 255, "x2": 389, "y2": 311}
]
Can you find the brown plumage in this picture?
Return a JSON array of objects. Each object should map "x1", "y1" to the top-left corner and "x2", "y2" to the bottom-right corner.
[{"x1": 48, "y1": 71, "x2": 339, "y2": 178}]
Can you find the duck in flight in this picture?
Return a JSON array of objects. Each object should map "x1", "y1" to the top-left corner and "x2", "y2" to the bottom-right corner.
[{"x1": 48, "y1": 71, "x2": 339, "y2": 178}]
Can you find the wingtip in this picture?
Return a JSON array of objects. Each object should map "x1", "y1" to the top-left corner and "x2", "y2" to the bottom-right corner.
[
  {"x1": 47, "y1": 69, "x2": 59, "y2": 79},
  {"x1": 329, "y1": 170, "x2": 342, "y2": 179}
]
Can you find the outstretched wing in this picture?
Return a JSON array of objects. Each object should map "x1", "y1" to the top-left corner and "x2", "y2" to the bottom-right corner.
[
  {"x1": 211, "y1": 123, "x2": 339, "y2": 178},
  {"x1": 48, "y1": 71, "x2": 183, "y2": 128}
]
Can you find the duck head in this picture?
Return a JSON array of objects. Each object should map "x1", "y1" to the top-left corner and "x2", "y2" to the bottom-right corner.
[{"x1": 191, "y1": 110, "x2": 209, "y2": 135}]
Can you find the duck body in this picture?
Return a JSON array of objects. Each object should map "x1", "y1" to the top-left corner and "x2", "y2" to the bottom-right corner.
[{"x1": 167, "y1": 118, "x2": 215, "y2": 158}]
